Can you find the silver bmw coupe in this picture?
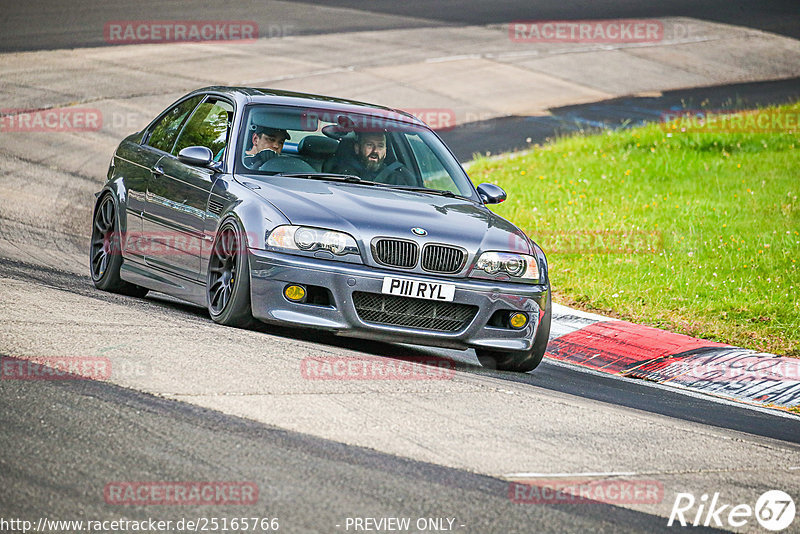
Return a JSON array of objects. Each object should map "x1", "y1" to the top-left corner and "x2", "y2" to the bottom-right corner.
[{"x1": 91, "y1": 87, "x2": 550, "y2": 371}]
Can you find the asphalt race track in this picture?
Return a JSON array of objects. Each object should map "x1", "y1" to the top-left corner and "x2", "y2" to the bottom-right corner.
[
  {"x1": 2, "y1": 356, "x2": 727, "y2": 534},
  {"x1": 2, "y1": 0, "x2": 799, "y2": 51},
  {"x1": 1, "y1": 1, "x2": 799, "y2": 533}
]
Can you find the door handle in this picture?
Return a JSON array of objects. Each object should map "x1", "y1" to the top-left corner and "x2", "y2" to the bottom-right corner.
[{"x1": 152, "y1": 165, "x2": 164, "y2": 177}]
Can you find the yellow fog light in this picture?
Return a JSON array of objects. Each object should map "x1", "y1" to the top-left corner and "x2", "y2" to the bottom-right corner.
[
  {"x1": 509, "y1": 312, "x2": 528, "y2": 329},
  {"x1": 284, "y1": 285, "x2": 306, "y2": 302}
]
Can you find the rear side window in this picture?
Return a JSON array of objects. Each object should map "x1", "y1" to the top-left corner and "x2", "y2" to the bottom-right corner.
[
  {"x1": 172, "y1": 99, "x2": 233, "y2": 157},
  {"x1": 146, "y1": 96, "x2": 202, "y2": 153}
]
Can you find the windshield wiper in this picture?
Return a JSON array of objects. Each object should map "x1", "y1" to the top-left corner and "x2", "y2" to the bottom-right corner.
[
  {"x1": 277, "y1": 172, "x2": 362, "y2": 183},
  {"x1": 384, "y1": 185, "x2": 458, "y2": 198}
]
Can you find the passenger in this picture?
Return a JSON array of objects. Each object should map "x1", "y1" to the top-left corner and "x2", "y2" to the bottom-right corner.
[
  {"x1": 331, "y1": 131, "x2": 415, "y2": 185},
  {"x1": 244, "y1": 125, "x2": 290, "y2": 169}
]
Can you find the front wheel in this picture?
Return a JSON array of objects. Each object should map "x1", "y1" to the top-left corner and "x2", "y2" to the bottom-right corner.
[
  {"x1": 206, "y1": 218, "x2": 255, "y2": 328},
  {"x1": 476, "y1": 293, "x2": 551, "y2": 373}
]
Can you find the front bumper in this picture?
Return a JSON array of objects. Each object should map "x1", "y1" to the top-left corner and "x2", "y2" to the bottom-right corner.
[{"x1": 248, "y1": 249, "x2": 548, "y2": 352}]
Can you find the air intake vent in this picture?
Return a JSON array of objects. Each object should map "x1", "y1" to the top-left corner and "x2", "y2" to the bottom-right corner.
[
  {"x1": 422, "y1": 244, "x2": 466, "y2": 274},
  {"x1": 207, "y1": 199, "x2": 223, "y2": 215},
  {"x1": 353, "y1": 292, "x2": 477, "y2": 332},
  {"x1": 372, "y1": 238, "x2": 419, "y2": 269}
]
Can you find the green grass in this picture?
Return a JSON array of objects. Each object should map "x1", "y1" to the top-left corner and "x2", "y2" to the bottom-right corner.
[{"x1": 470, "y1": 102, "x2": 800, "y2": 356}]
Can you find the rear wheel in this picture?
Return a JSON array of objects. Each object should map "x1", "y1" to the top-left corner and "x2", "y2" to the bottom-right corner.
[
  {"x1": 207, "y1": 218, "x2": 255, "y2": 328},
  {"x1": 89, "y1": 194, "x2": 149, "y2": 297},
  {"x1": 476, "y1": 293, "x2": 551, "y2": 373}
]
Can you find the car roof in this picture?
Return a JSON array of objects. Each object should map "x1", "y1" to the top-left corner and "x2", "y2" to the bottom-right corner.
[{"x1": 190, "y1": 86, "x2": 426, "y2": 127}]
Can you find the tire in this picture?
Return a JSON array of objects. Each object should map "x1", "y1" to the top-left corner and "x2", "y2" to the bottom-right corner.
[
  {"x1": 476, "y1": 293, "x2": 551, "y2": 373},
  {"x1": 89, "y1": 194, "x2": 149, "y2": 298},
  {"x1": 206, "y1": 217, "x2": 255, "y2": 328}
]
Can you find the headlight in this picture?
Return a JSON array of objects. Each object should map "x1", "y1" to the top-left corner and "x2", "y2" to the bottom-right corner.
[
  {"x1": 266, "y1": 225, "x2": 359, "y2": 257},
  {"x1": 472, "y1": 252, "x2": 539, "y2": 281}
]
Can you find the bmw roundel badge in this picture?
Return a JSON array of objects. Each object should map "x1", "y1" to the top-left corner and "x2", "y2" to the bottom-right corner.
[{"x1": 411, "y1": 227, "x2": 427, "y2": 236}]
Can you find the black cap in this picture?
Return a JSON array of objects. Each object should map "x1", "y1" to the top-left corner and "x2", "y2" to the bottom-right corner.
[{"x1": 252, "y1": 124, "x2": 291, "y2": 140}]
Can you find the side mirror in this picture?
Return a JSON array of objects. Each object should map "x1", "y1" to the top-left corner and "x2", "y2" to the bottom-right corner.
[
  {"x1": 177, "y1": 146, "x2": 215, "y2": 167},
  {"x1": 476, "y1": 183, "x2": 507, "y2": 204}
]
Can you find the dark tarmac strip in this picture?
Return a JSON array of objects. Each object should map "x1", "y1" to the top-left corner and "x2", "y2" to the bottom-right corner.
[
  {"x1": 2, "y1": 0, "x2": 797, "y2": 52},
  {"x1": 0, "y1": 363, "x2": 721, "y2": 534},
  {"x1": 440, "y1": 77, "x2": 800, "y2": 161}
]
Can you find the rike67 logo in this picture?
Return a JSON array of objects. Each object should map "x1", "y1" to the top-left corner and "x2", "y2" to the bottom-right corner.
[{"x1": 668, "y1": 490, "x2": 795, "y2": 531}]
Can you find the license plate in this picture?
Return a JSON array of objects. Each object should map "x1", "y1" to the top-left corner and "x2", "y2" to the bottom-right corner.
[{"x1": 381, "y1": 277, "x2": 456, "y2": 302}]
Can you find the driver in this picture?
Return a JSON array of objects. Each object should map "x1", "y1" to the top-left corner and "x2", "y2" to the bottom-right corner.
[
  {"x1": 243, "y1": 125, "x2": 290, "y2": 169},
  {"x1": 330, "y1": 131, "x2": 415, "y2": 185}
]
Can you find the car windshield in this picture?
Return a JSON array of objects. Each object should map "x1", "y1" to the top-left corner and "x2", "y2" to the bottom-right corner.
[{"x1": 235, "y1": 104, "x2": 477, "y2": 199}]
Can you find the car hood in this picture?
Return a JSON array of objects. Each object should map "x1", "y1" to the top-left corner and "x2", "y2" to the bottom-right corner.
[{"x1": 238, "y1": 175, "x2": 532, "y2": 254}]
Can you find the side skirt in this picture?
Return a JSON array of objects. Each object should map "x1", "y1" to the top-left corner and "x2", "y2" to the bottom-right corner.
[{"x1": 120, "y1": 258, "x2": 207, "y2": 307}]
